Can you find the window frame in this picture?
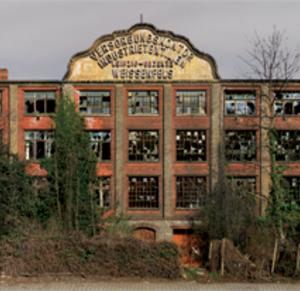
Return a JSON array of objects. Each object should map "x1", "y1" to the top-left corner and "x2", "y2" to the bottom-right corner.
[
  {"x1": 127, "y1": 90, "x2": 159, "y2": 116},
  {"x1": 95, "y1": 176, "x2": 112, "y2": 209},
  {"x1": 225, "y1": 130, "x2": 257, "y2": 162},
  {"x1": 128, "y1": 130, "x2": 160, "y2": 162},
  {"x1": 227, "y1": 176, "x2": 257, "y2": 195},
  {"x1": 273, "y1": 91, "x2": 300, "y2": 116},
  {"x1": 24, "y1": 130, "x2": 54, "y2": 161},
  {"x1": 175, "y1": 89, "x2": 207, "y2": 116},
  {"x1": 24, "y1": 91, "x2": 56, "y2": 115},
  {"x1": 175, "y1": 176, "x2": 207, "y2": 209},
  {"x1": 78, "y1": 90, "x2": 111, "y2": 116},
  {"x1": 88, "y1": 130, "x2": 112, "y2": 162},
  {"x1": 224, "y1": 90, "x2": 257, "y2": 116},
  {"x1": 274, "y1": 130, "x2": 300, "y2": 162},
  {"x1": 175, "y1": 129, "x2": 207, "y2": 162},
  {"x1": 128, "y1": 176, "x2": 159, "y2": 209}
]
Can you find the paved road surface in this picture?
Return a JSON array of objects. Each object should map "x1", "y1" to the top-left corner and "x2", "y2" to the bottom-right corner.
[{"x1": 1, "y1": 279, "x2": 300, "y2": 291}]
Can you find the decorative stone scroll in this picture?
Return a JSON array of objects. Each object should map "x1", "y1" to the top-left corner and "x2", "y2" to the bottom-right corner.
[{"x1": 64, "y1": 24, "x2": 219, "y2": 81}]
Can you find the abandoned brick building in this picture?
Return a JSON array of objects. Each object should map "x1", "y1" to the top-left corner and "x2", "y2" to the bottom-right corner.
[{"x1": 1, "y1": 23, "x2": 300, "y2": 264}]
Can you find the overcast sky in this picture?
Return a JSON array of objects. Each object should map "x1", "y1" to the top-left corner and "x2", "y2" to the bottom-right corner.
[{"x1": 0, "y1": 0, "x2": 300, "y2": 80}]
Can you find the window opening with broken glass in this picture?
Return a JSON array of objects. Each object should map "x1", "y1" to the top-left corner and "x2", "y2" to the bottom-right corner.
[
  {"x1": 128, "y1": 176, "x2": 159, "y2": 209},
  {"x1": 25, "y1": 91, "x2": 56, "y2": 114},
  {"x1": 176, "y1": 90, "x2": 206, "y2": 115},
  {"x1": 274, "y1": 91, "x2": 300, "y2": 115},
  {"x1": 176, "y1": 176, "x2": 206, "y2": 209},
  {"x1": 25, "y1": 131, "x2": 54, "y2": 160},
  {"x1": 283, "y1": 177, "x2": 300, "y2": 205},
  {"x1": 79, "y1": 91, "x2": 111, "y2": 115},
  {"x1": 227, "y1": 177, "x2": 256, "y2": 195},
  {"x1": 176, "y1": 130, "x2": 206, "y2": 161},
  {"x1": 89, "y1": 131, "x2": 111, "y2": 161},
  {"x1": 128, "y1": 130, "x2": 159, "y2": 161},
  {"x1": 275, "y1": 130, "x2": 300, "y2": 161},
  {"x1": 225, "y1": 130, "x2": 256, "y2": 161},
  {"x1": 128, "y1": 90, "x2": 159, "y2": 115},
  {"x1": 95, "y1": 176, "x2": 111, "y2": 208},
  {"x1": 225, "y1": 91, "x2": 256, "y2": 115}
]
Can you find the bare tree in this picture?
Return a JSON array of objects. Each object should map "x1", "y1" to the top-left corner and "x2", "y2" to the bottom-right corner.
[
  {"x1": 241, "y1": 27, "x2": 300, "y2": 82},
  {"x1": 241, "y1": 28, "x2": 300, "y2": 269}
]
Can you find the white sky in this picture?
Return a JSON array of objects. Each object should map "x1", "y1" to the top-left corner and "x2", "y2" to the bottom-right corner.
[{"x1": 0, "y1": 0, "x2": 299, "y2": 80}]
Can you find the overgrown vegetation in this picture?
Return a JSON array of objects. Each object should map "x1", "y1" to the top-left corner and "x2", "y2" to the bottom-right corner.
[
  {"x1": 42, "y1": 96, "x2": 98, "y2": 235},
  {"x1": 0, "y1": 231, "x2": 180, "y2": 278},
  {"x1": 0, "y1": 95, "x2": 180, "y2": 278},
  {"x1": 203, "y1": 28, "x2": 300, "y2": 279}
]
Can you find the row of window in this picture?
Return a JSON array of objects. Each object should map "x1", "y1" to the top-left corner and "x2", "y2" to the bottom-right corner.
[
  {"x1": 21, "y1": 90, "x2": 300, "y2": 116},
  {"x1": 24, "y1": 129, "x2": 300, "y2": 162},
  {"x1": 85, "y1": 176, "x2": 300, "y2": 210}
]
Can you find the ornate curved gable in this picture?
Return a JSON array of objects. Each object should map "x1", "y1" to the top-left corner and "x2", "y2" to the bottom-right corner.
[{"x1": 64, "y1": 23, "x2": 219, "y2": 82}]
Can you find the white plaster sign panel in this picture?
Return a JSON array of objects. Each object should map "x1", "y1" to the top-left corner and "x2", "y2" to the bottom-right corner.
[{"x1": 64, "y1": 25, "x2": 219, "y2": 82}]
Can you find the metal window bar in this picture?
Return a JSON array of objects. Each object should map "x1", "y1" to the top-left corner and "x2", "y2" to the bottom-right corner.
[
  {"x1": 176, "y1": 90, "x2": 206, "y2": 115},
  {"x1": 128, "y1": 176, "x2": 159, "y2": 208},
  {"x1": 275, "y1": 130, "x2": 300, "y2": 161},
  {"x1": 176, "y1": 176, "x2": 206, "y2": 209},
  {"x1": 95, "y1": 177, "x2": 111, "y2": 208},
  {"x1": 128, "y1": 130, "x2": 159, "y2": 161},
  {"x1": 227, "y1": 177, "x2": 256, "y2": 195},
  {"x1": 225, "y1": 91, "x2": 256, "y2": 116},
  {"x1": 25, "y1": 91, "x2": 56, "y2": 114},
  {"x1": 128, "y1": 90, "x2": 159, "y2": 115},
  {"x1": 89, "y1": 131, "x2": 111, "y2": 161},
  {"x1": 176, "y1": 130, "x2": 206, "y2": 161},
  {"x1": 79, "y1": 91, "x2": 111, "y2": 115},
  {"x1": 24, "y1": 131, "x2": 54, "y2": 160},
  {"x1": 225, "y1": 130, "x2": 256, "y2": 161},
  {"x1": 274, "y1": 92, "x2": 300, "y2": 115}
]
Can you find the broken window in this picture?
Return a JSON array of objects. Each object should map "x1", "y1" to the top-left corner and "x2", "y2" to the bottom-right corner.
[
  {"x1": 274, "y1": 91, "x2": 300, "y2": 115},
  {"x1": 128, "y1": 90, "x2": 159, "y2": 115},
  {"x1": 225, "y1": 91, "x2": 256, "y2": 115},
  {"x1": 25, "y1": 131, "x2": 54, "y2": 160},
  {"x1": 25, "y1": 91, "x2": 56, "y2": 114},
  {"x1": 283, "y1": 177, "x2": 300, "y2": 205},
  {"x1": 227, "y1": 177, "x2": 256, "y2": 195},
  {"x1": 275, "y1": 130, "x2": 300, "y2": 161},
  {"x1": 225, "y1": 130, "x2": 256, "y2": 161},
  {"x1": 95, "y1": 176, "x2": 111, "y2": 208},
  {"x1": 176, "y1": 90, "x2": 206, "y2": 115},
  {"x1": 176, "y1": 130, "x2": 206, "y2": 161},
  {"x1": 176, "y1": 176, "x2": 207, "y2": 209},
  {"x1": 89, "y1": 131, "x2": 111, "y2": 161},
  {"x1": 79, "y1": 91, "x2": 111, "y2": 115},
  {"x1": 128, "y1": 130, "x2": 159, "y2": 161},
  {"x1": 128, "y1": 176, "x2": 159, "y2": 209}
]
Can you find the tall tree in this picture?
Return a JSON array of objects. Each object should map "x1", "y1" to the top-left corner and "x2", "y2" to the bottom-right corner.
[
  {"x1": 0, "y1": 143, "x2": 35, "y2": 237},
  {"x1": 43, "y1": 96, "x2": 98, "y2": 235},
  {"x1": 241, "y1": 27, "x2": 300, "y2": 241}
]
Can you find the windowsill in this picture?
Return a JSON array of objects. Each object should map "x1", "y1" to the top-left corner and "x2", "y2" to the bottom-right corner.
[
  {"x1": 274, "y1": 114, "x2": 300, "y2": 117},
  {"x1": 175, "y1": 207, "x2": 202, "y2": 211},
  {"x1": 224, "y1": 114, "x2": 258, "y2": 117},
  {"x1": 128, "y1": 114, "x2": 160, "y2": 117},
  {"x1": 175, "y1": 160, "x2": 207, "y2": 163},
  {"x1": 82, "y1": 114, "x2": 111, "y2": 117},
  {"x1": 226, "y1": 160, "x2": 257, "y2": 163},
  {"x1": 127, "y1": 160, "x2": 160, "y2": 163},
  {"x1": 127, "y1": 208, "x2": 160, "y2": 210},
  {"x1": 24, "y1": 113, "x2": 55, "y2": 117},
  {"x1": 175, "y1": 114, "x2": 207, "y2": 117}
]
